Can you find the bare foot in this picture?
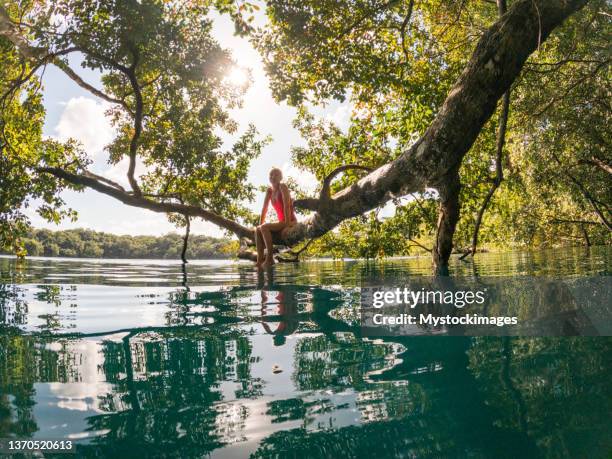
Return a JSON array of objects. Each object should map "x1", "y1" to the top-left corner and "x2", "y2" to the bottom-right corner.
[{"x1": 262, "y1": 259, "x2": 275, "y2": 269}]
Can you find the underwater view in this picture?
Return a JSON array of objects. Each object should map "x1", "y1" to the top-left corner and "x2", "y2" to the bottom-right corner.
[{"x1": 0, "y1": 248, "x2": 611, "y2": 458}]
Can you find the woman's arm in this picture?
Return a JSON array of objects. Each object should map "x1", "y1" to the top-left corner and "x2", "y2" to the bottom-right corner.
[
  {"x1": 259, "y1": 188, "x2": 271, "y2": 225},
  {"x1": 281, "y1": 184, "x2": 292, "y2": 224}
]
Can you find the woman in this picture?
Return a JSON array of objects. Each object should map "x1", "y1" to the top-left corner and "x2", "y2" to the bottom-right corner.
[{"x1": 255, "y1": 167, "x2": 297, "y2": 269}]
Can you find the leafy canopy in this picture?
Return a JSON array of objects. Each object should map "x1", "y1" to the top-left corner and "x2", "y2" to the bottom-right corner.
[{"x1": 1, "y1": 0, "x2": 269, "y2": 254}]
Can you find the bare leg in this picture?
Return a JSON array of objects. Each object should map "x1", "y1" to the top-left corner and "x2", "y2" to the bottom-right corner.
[
  {"x1": 261, "y1": 227, "x2": 275, "y2": 267},
  {"x1": 258, "y1": 222, "x2": 286, "y2": 268},
  {"x1": 255, "y1": 228, "x2": 265, "y2": 267}
]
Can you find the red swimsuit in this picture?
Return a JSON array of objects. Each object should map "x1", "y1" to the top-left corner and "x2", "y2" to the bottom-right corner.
[{"x1": 270, "y1": 188, "x2": 296, "y2": 223}]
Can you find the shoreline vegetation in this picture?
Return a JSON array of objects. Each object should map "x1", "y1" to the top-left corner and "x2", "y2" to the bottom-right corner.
[
  {"x1": 2, "y1": 228, "x2": 607, "y2": 262},
  {"x1": 0, "y1": 228, "x2": 236, "y2": 260}
]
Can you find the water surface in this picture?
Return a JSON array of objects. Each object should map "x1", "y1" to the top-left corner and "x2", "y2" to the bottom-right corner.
[{"x1": 1, "y1": 248, "x2": 610, "y2": 458}]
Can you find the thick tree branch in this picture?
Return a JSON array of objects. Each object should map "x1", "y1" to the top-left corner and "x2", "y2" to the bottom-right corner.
[
  {"x1": 320, "y1": 164, "x2": 373, "y2": 202},
  {"x1": 37, "y1": 167, "x2": 255, "y2": 240},
  {"x1": 294, "y1": 164, "x2": 373, "y2": 212},
  {"x1": 293, "y1": 197, "x2": 320, "y2": 212},
  {"x1": 0, "y1": 6, "x2": 46, "y2": 60},
  {"x1": 82, "y1": 170, "x2": 126, "y2": 191},
  {"x1": 279, "y1": 0, "x2": 589, "y2": 250}
]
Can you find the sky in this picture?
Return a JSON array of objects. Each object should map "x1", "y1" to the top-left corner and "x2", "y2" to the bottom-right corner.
[{"x1": 27, "y1": 13, "x2": 352, "y2": 238}]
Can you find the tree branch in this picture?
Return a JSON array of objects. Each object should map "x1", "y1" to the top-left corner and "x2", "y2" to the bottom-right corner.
[
  {"x1": 400, "y1": 0, "x2": 415, "y2": 61},
  {"x1": 0, "y1": 6, "x2": 47, "y2": 60},
  {"x1": 408, "y1": 237, "x2": 432, "y2": 253},
  {"x1": 551, "y1": 153, "x2": 612, "y2": 231},
  {"x1": 549, "y1": 218, "x2": 602, "y2": 225},
  {"x1": 294, "y1": 164, "x2": 373, "y2": 212},
  {"x1": 53, "y1": 59, "x2": 130, "y2": 111},
  {"x1": 580, "y1": 156, "x2": 612, "y2": 175},
  {"x1": 82, "y1": 170, "x2": 126, "y2": 191},
  {"x1": 464, "y1": 0, "x2": 510, "y2": 259},
  {"x1": 0, "y1": 8, "x2": 129, "y2": 110},
  {"x1": 293, "y1": 197, "x2": 320, "y2": 211},
  {"x1": 534, "y1": 59, "x2": 610, "y2": 117},
  {"x1": 37, "y1": 167, "x2": 255, "y2": 240},
  {"x1": 320, "y1": 164, "x2": 373, "y2": 202},
  {"x1": 125, "y1": 48, "x2": 144, "y2": 196}
]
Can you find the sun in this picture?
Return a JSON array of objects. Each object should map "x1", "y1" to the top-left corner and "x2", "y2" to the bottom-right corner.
[{"x1": 226, "y1": 67, "x2": 249, "y2": 87}]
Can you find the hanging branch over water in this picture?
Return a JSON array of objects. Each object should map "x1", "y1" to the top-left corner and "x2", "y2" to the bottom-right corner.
[{"x1": 461, "y1": 0, "x2": 511, "y2": 260}]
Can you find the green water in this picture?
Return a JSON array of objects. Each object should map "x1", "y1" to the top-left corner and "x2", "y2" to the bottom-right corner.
[{"x1": 0, "y1": 247, "x2": 611, "y2": 458}]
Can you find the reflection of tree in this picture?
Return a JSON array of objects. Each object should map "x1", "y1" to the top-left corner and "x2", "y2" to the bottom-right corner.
[
  {"x1": 83, "y1": 326, "x2": 260, "y2": 457},
  {"x1": 468, "y1": 337, "x2": 612, "y2": 458},
  {"x1": 2, "y1": 261, "x2": 611, "y2": 458},
  {"x1": 258, "y1": 334, "x2": 600, "y2": 458},
  {"x1": 0, "y1": 284, "x2": 28, "y2": 327},
  {"x1": 260, "y1": 289, "x2": 301, "y2": 346},
  {"x1": 1, "y1": 329, "x2": 611, "y2": 457},
  {"x1": 0, "y1": 334, "x2": 66, "y2": 438},
  {"x1": 292, "y1": 334, "x2": 399, "y2": 392}
]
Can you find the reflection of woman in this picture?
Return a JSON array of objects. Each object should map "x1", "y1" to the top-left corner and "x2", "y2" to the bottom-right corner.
[
  {"x1": 260, "y1": 290, "x2": 299, "y2": 345},
  {"x1": 255, "y1": 167, "x2": 297, "y2": 269}
]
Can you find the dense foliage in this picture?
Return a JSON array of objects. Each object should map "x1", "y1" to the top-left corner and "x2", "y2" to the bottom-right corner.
[
  {"x1": 0, "y1": 228, "x2": 235, "y2": 259},
  {"x1": 254, "y1": 0, "x2": 611, "y2": 258},
  {"x1": 0, "y1": 0, "x2": 266, "y2": 256},
  {"x1": 0, "y1": 0, "x2": 609, "y2": 262}
]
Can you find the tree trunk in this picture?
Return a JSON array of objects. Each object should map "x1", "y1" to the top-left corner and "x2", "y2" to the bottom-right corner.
[
  {"x1": 580, "y1": 224, "x2": 592, "y2": 247},
  {"x1": 181, "y1": 216, "x2": 190, "y2": 263},
  {"x1": 433, "y1": 175, "x2": 461, "y2": 274}
]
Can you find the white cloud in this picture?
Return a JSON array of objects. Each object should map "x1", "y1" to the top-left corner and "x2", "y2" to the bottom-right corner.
[
  {"x1": 281, "y1": 162, "x2": 318, "y2": 194},
  {"x1": 325, "y1": 104, "x2": 352, "y2": 131},
  {"x1": 54, "y1": 97, "x2": 114, "y2": 157},
  {"x1": 102, "y1": 157, "x2": 131, "y2": 188}
]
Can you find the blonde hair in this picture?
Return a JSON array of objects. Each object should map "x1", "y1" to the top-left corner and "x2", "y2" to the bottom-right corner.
[{"x1": 269, "y1": 167, "x2": 283, "y2": 179}]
